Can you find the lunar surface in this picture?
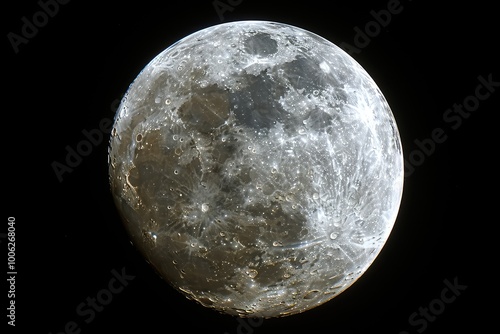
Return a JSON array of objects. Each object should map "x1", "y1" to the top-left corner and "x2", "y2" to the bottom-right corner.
[{"x1": 108, "y1": 21, "x2": 404, "y2": 318}]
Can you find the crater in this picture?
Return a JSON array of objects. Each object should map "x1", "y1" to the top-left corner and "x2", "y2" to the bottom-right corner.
[{"x1": 244, "y1": 32, "x2": 278, "y2": 57}]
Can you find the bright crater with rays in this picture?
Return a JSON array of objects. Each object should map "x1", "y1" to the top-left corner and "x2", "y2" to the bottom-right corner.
[{"x1": 108, "y1": 21, "x2": 404, "y2": 318}]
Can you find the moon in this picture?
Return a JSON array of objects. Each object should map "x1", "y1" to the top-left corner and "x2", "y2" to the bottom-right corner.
[{"x1": 108, "y1": 20, "x2": 404, "y2": 318}]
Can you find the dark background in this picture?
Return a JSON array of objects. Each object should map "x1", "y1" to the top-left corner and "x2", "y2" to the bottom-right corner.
[{"x1": 5, "y1": 0, "x2": 497, "y2": 333}]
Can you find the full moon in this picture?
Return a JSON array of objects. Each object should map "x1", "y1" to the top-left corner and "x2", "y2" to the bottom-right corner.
[{"x1": 108, "y1": 21, "x2": 403, "y2": 318}]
